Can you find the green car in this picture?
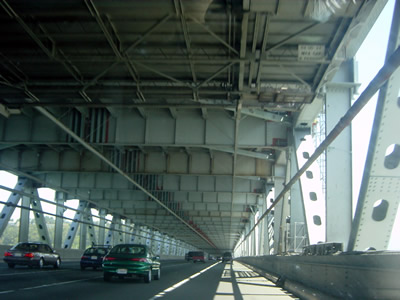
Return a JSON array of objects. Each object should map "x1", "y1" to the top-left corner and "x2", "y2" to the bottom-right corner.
[{"x1": 102, "y1": 244, "x2": 160, "y2": 283}]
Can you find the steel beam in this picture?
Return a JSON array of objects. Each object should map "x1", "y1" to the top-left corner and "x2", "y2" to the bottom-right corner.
[
  {"x1": 349, "y1": 0, "x2": 400, "y2": 251},
  {"x1": 63, "y1": 200, "x2": 87, "y2": 249},
  {"x1": 30, "y1": 188, "x2": 51, "y2": 245},
  {"x1": 235, "y1": 45, "x2": 400, "y2": 250},
  {"x1": 0, "y1": 177, "x2": 26, "y2": 237}
]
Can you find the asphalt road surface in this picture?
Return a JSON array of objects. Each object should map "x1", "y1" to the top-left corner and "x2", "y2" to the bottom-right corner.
[{"x1": 0, "y1": 260, "x2": 297, "y2": 300}]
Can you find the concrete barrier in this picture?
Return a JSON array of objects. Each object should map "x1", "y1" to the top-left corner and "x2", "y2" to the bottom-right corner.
[{"x1": 237, "y1": 252, "x2": 400, "y2": 300}]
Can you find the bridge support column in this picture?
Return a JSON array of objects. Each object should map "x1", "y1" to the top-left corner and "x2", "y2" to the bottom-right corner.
[
  {"x1": 98, "y1": 208, "x2": 107, "y2": 245},
  {"x1": 325, "y1": 68, "x2": 355, "y2": 250},
  {"x1": 19, "y1": 189, "x2": 30, "y2": 242},
  {"x1": 171, "y1": 238, "x2": 177, "y2": 255},
  {"x1": 131, "y1": 223, "x2": 140, "y2": 244},
  {"x1": 125, "y1": 219, "x2": 132, "y2": 243},
  {"x1": 273, "y1": 169, "x2": 286, "y2": 254},
  {"x1": 162, "y1": 235, "x2": 170, "y2": 255},
  {"x1": 349, "y1": 2, "x2": 400, "y2": 250},
  {"x1": 30, "y1": 187, "x2": 51, "y2": 246},
  {"x1": 115, "y1": 217, "x2": 123, "y2": 245},
  {"x1": 249, "y1": 214, "x2": 256, "y2": 256},
  {"x1": 288, "y1": 143, "x2": 307, "y2": 253},
  {"x1": 0, "y1": 177, "x2": 27, "y2": 238},
  {"x1": 82, "y1": 206, "x2": 97, "y2": 248},
  {"x1": 79, "y1": 211, "x2": 88, "y2": 250},
  {"x1": 146, "y1": 227, "x2": 153, "y2": 249},
  {"x1": 293, "y1": 129, "x2": 326, "y2": 245},
  {"x1": 54, "y1": 192, "x2": 66, "y2": 248},
  {"x1": 63, "y1": 200, "x2": 87, "y2": 249}
]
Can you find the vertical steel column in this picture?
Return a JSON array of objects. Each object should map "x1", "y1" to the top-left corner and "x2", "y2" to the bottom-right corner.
[
  {"x1": 98, "y1": 208, "x2": 107, "y2": 245},
  {"x1": 146, "y1": 227, "x2": 153, "y2": 249},
  {"x1": 349, "y1": 0, "x2": 400, "y2": 251},
  {"x1": 63, "y1": 200, "x2": 87, "y2": 249},
  {"x1": 294, "y1": 129, "x2": 326, "y2": 245},
  {"x1": 105, "y1": 216, "x2": 116, "y2": 247},
  {"x1": 125, "y1": 219, "x2": 132, "y2": 243},
  {"x1": 18, "y1": 192, "x2": 30, "y2": 242},
  {"x1": 325, "y1": 60, "x2": 355, "y2": 250},
  {"x1": 273, "y1": 172, "x2": 286, "y2": 254},
  {"x1": 163, "y1": 235, "x2": 170, "y2": 255},
  {"x1": 171, "y1": 238, "x2": 176, "y2": 255},
  {"x1": 54, "y1": 192, "x2": 66, "y2": 248},
  {"x1": 138, "y1": 226, "x2": 146, "y2": 245},
  {"x1": 288, "y1": 144, "x2": 307, "y2": 252},
  {"x1": 30, "y1": 188, "x2": 51, "y2": 245},
  {"x1": 131, "y1": 224, "x2": 139, "y2": 244},
  {"x1": 115, "y1": 218, "x2": 123, "y2": 245},
  {"x1": 259, "y1": 198, "x2": 268, "y2": 255},
  {"x1": 83, "y1": 207, "x2": 97, "y2": 246},
  {"x1": 245, "y1": 223, "x2": 250, "y2": 256},
  {"x1": 250, "y1": 215, "x2": 256, "y2": 256},
  {"x1": 79, "y1": 212, "x2": 87, "y2": 250},
  {"x1": 275, "y1": 162, "x2": 292, "y2": 254},
  {"x1": 0, "y1": 177, "x2": 27, "y2": 237}
]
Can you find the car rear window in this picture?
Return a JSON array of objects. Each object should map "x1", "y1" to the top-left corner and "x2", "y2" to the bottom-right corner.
[
  {"x1": 190, "y1": 251, "x2": 204, "y2": 257},
  {"x1": 12, "y1": 243, "x2": 39, "y2": 251},
  {"x1": 110, "y1": 245, "x2": 146, "y2": 255},
  {"x1": 85, "y1": 248, "x2": 108, "y2": 255}
]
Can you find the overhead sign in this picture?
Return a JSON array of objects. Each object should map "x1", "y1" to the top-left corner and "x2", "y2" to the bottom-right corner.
[{"x1": 298, "y1": 44, "x2": 325, "y2": 60}]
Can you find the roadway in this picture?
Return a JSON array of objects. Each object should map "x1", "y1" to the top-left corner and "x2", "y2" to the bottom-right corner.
[{"x1": 0, "y1": 259, "x2": 298, "y2": 300}]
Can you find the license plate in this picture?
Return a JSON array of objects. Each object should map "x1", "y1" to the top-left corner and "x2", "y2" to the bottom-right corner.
[
  {"x1": 116, "y1": 269, "x2": 128, "y2": 274},
  {"x1": 91, "y1": 256, "x2": 97, "y2": 260},
  {"x1": 14, "y1": 253, "x2": 22, "y2": 257}
]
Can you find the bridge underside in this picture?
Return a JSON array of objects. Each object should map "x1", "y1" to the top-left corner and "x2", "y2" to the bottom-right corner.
[{"x1": 0, "y1": 0, "x2": 395, "y2": 255}]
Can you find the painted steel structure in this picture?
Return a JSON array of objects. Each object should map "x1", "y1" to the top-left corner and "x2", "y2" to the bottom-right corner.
[{"x1": 0, "y1": 0, "x2": 399, "y2": 267}]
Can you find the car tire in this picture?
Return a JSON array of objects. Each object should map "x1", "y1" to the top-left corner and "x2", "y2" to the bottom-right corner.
[
  {"x1": 38, "y1": 258, "x2": 44, "y2": 269},
  {"x1": 144, "y1": 270, "x2": 152, "y2": 283},
  {"x1": 7, "y1": 263, "x2": 15, "y2": 269},
  {"x1": 103, "y1": 272, "x2": 112, "y2": 282},
  {"x1": 154, "y1": 268, "x2": 160, "y2": 280},
  {"x1": 53, "y1": 258, "x2": 61, "y2": 269},
  {"x1": 80, "y1": 265, "x2": 85, "y2": 270}
]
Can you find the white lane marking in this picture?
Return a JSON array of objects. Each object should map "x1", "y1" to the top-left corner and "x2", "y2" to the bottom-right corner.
[
  {"x1": 0, "y1": 269, "x2": 70, "y2": 276},
  {"x1": 0, "y1": 276, "x2": 102, "y2": 294},
  {"x1": 149, "y1": 262, "x2": 220, "y2": 300}
]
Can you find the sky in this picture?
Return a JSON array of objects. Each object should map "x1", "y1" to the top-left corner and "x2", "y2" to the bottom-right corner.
[{"x1": 0, "y1": 0, "x2": 398, "y2": 249}]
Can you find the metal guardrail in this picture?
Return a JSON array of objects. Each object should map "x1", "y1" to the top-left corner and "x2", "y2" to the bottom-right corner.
[{"x1": 237, "y1": 252, "x2": 400, "y2": 300}]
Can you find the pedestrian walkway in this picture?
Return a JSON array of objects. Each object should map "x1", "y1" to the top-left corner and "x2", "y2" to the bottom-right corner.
[{"x1": 214, "y1": 261, "x2": 299, "y2": 299}]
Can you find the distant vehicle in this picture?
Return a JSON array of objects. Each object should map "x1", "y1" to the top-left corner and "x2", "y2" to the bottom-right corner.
[
  {"x1": 102, "y1": 244, "x2": 160, "y2": 283},
  {"x1": 187, "y1": 251, "x2": 205, "y2": 263},
  {"x1": 80, "y1": 245, "x2": 111, "y2": 270},
  {"x1": 3, "y1": 242, "x2": 61, "y2": 269},
  {"x1": 222, "y1": 252, "x2": 232, "y2": 262},
  {"x1": 185, "y1": 252, "x2": 191, "y2": 261}
]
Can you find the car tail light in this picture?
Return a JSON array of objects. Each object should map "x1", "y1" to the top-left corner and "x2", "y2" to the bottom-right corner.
[
  {"x1": 24, "y1": 253, "x2": 34, "y2": 258},
  {"x1": 130, "y1": 258, "x2": 147, "y2": 262},
  {"x1": 81, "y1": 256, "x2": 89, "y2": 259},
  {"x1": 104, "y1": 257, "x2": 116, "y2": 261},
  {"x1": 4, "y1": 251, "x2": 12, "y2": 257}
]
